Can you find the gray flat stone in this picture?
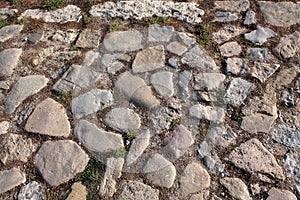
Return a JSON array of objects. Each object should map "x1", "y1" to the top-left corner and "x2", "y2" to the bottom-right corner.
[
  {"x1": 25, "y1": 98, "x2": 70, "y2": 137},
  {"x1": 178, "y1": 70, "x2": 192, "y2": 101},
  {"x1": 126, "y1": 129, "x2": 150, "y2": 165},
  {"x1": 206, "y1": 125, "x2": 237, "y2": 150},
  {"x1": 189, "y1": 104, "x2": 225, "y2": 123},
  {"x1": 143, "y1": 154, "x2": 176, "y2": 188},
  {"x1": 74, "y1": 120, "x2": 124, "y2": 154},
  {"x1": 272, "y1": 123, "x2": 300, "y2": 148},
  {"x1": 182, "y1": 45, "x2": 218, "y2": 72},
  {"x1": 132, "y1": 46, "x2": 165, "y2": 73},
  {"x1": 0, "y1": 133, "x2": 36, "y2": 164},
  {"x1": 194, "y1": 73, "x2": 226, "y2": 91},
  {"x1": 4, "y1": 75, "x2": 49, "y2": 114},
  {"x1": 150, "y1": 71, "x2": 174, "y2": 97},
  {"x1": 27, "y1": 32, "x2": 43, "y2": 44},
  {"x1": 212, "y1": 12, "x2": 239, "y2": 23},
  {"x1": 115, "y1": 72, "x2": 159, "y2": 108},
  {"x1": 215, "y1": 0, "x2": 250, "y2": 12},
  {"x1": 213, "y1": 26, "x2": 246, "y2": 44},
  {"x1": 178, "y1": 32, "x2": 196, "y2": 46},
  {"x1": 243, "y1": 10, "x2": 256, "y2": 25},
  {"x1": 34, "y1": 140, "x2": 89, "y2": 186},
  {"x1": 103, "y1": 30, "x2": 143, "y2": 52},
  {"x1": 52, "y1": 65, "x2": 101, "y2": 93},
  {"x1": 76, "y1": 28, "x2": 102, "y2": 48},
  {"x1": 166, "y1": 42, "x2": 187, "y2": 56},
  {"x1": 252, "y1": 62, "x2": 280, "y2": 83},
  {"x1": 180, "y1": 162, "x2": 210, "y2": 197},
  {"x1": 66, "y1": 182, "x2": 87, "y2": 200},
  {"x1": 104, "y1": 107, "x2": 141, "y2": 133},
  {"x1": 101, "y1": 53, "x2": 131, "y2": 74},
  {"x1": 17, "y1": 181, "x2": 44, "y2": 200},
  {"x1": 226, "y1": 57, "x2": 249, "y2": 75},
  {"x1": 228, "y1": 138, "x2": 285, "y2": 181},
  {"x1": 117, "y1": 181, "x2": 159, "y2": 200},
  {"x1": 244, "y1": 26, "x2": 276, "y2": 45},
  {"x1": 148, "y1": 24, "x2": 174, "y2": 42},
  {"x1": 267, "y1": 188, "x2": 297, "y2": 200},
  {"x1": 0, "y1": 48, "x2": 22, "y2": 77},
  {"x1": 219, "y1": 42, "x2": 241, "y2": 57},
  {"x1": 220, "y1": 177, "x2": 251, "y2": 200},
  {"x1": 247, "y1": 48, "x2": 267, "y2": 61},
  {"x1": 0, "y1": 25, "x2": 23, "y2": 42},
  {"x1": 224, "y1": 78, "x2": 255, "y2": 107},
  {"x1": 71, "y1": 89, "x2": 113, "y2": 119},
  {"x1": 168, "y1": 57, "x2": 179, "y2": 68},
  {"x1": 273, "y1": 31, "x2": 300, "y2": 60},
  {"x1": 258, "y1": 1, "x2": 300, "y2": 27},
  {"x1": 241, "y1": 114, "x2": 276, "y2": 134},
  {"x1": 0, "y1": 168, "x2": 26, "y2": 194},
  {"x1": 82, "y1": 51, "x2": 101, "y2": 68},
  {"x1": 283, "y1": 151, "x2": 300, "y2": 195}
]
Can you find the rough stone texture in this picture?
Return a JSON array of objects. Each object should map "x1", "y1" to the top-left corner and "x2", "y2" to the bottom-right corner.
[
  {"x1": 115, "y1": 72, "x2": 159, "y2": 108},
  {"x1": 148, "y1": 25, "x2": 174, "y2": 42},
  {"x1": 27, "y1": 32, "x2": 43, "y2": 44},
  {"x1": 100, "y1": 157, "x2": 124, "y2": 197},
  {"x1": 126, "y1": 129, "x2": 150, "y2": 165},
  {"x1": 228, "y1": 138, "x2": 285, "y2": 181},
  {"x1": 206, "y1": 125, "x2": 237, "y2": 150},
  {"x1": 243, "y1": 10, "x2": 256, "y2": 25},
  {"x1": 180, "y1": 162, "x2": 210, "y2": 197},
  {"x1": 283, "y1": 151, "x2": 300, "y2": 195},
  {"x1": 267, "y1": 188, "x2": 297, "y2": 200},
  {"x1": 247, "y1": 48, "x2": 267, "y2": 61},
  {"x1": 52, "y1": 65, "x2": 101, "y2": 93},
  {"x1": 164, "y1": 125, "x2": 194, "y2": 159},
  {"x1": 71, "y1": 89, "x2": 113, "y2": 119},
  {"x1": 17, "y1": 181, "x2": 44, "y2": 200},
  {"x1": 189, "y1": 104, "x2": 225, "y2": 123},
  {"x1": 19, "y1": 5, "x2": 82, "y2": 23},
  {"x1": 219, "y1": 42, "x2": 242, "y2": 57},
  {"x1": 273, "y1": 31, "x2": 300, "y2": 60},
  {"x1": 213, "y1": 26, "x2": 246, "y2": 44},
  {"x1": 117, "y1": 181, "x2": 159, "y2": 200},
  {"x1": 34, "y1": 140, "x2": 89, "y2": 186},
  {"x1": 74, "y1": 120, "x2": 124, "y2": 154},
  {"x1": 150, "y1": 71, "x2": 174, "y2": 97},
  {"x1": 178, "y1": 70, "x2": 192, "y2": 101},
  {"x1": 0, "y1": 133, "x2": 36, "y2": 164},
  {"x1": 220, "y1": 177, "x2": 251, "y2": 200},
  {"x1": 182, "y1": 45, "x2": 218, "y2": 72},
  {"x1": 143, "y1": 154, "x2": 176, "y2": 188},
  {"x1": 251, "y1": 62, "x2": 280, "y2": 83},
  {"x1": 215, "y1": 0, "x2": 250, "y2": 12},
  {"x1": 4, "y1": 75, "x2": 49, "y2": 114},
  {"x1": 0, "y1": 121, "x2": 9, "y2": 135},
  {"x1": 178, "y1": 32, "x2": 196, "y2": 46},
  {"x1": 241, "y1": 113, "x2": 276, "y2": 134},
  {"x1": 0, "y1": 168, "x2": 26, "y2": 194},
  {"x1": 0, "y1": 8, "x2": 17, "y2": 21},
  {"x1": 25, "y1": 98, "x2": 70, "y2": 137},
  {"x1": 166, "y1": 42, "x2": 187, "y2": 56},
  {"x1": 225, "y1": 57, "x2": 250, "y2": 75},
  {"x1": 198, "y1": 141, "x2": 224, "y2": 174},
  {"x1": 0, "y1": 25, "x2": 23, "y2": 42},
  {"x1": 272, "y1": 66, "x2": 299, "y2": 89},
  {"x1": 194, "y1": 73, "x2": 226, "y2": 91},
  {"x1": 244, "y1": 26, "x2": 276, "y2": 45},
  {"x1": 0, "y1": 48, "x2": 22, "y2": 77},
  {"x1": 90, "y1": 1, "x2": 204, "y2": 24},
  {"x1": 224, "y1": 78, "x2": 255, "y2": 107},
  {"x1": 258, "y1": 1, "x2": 300, "y2": 27},
  {"x1": 212, "y1": 12, "x2": 239, "y2": 23},
  {"x1": 272, "y1": 123, "x2": 300, "y2": 148},
  {"x1": 132, "y1": 46, "x2": 165, "y2": 73},
  {"x1": 281, "y1": 88, "x2": 294, "y2": 107},
  {"x1": 76, "y1": 28, "x2": 102, "y2": 48},
  {"x1": 101, "y1": 53, "x2": 131, "y2": 74},
  {"x1": 66, "y1": 182, "x2": 87, "y2": 200},
  {"x1": 103, "y1": 30, "x2": 143, "y2": 52},
  {"x1": 104, "y1": 107, "x2": 141, "y2": 133}
]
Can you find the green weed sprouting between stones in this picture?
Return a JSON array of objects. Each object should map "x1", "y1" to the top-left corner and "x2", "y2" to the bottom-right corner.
[
  {"x1": 232, "y1": 110, "x2": 244, "y2": 122},
  {"x1": 109, "y1": 23, "x2": 120, "y2": 32},
  {"x1": 0, "y1": 20, "x2": 8, "y2": 29},
  {"x1": 124, "y1": 130, "x2": 136, "y2": 143},
  {"x1": 42, "y1": 0, "x2": 63, "y2": 10},
  {"x1": 170, "y1": 118, "x2": 181, "y2": 128},
  {"x1": 58, "y1": 92, "x2": 72, "y2": 108},
  {"x1": 148, "y1": 16, "x2": 166, "y2": 24},
  {"x1": 7, "y1": 0, "x2": 20, "y2": 4},
  {"x1": 196, "y1": 22, "x2": 213, "y2": 46},
  {"x1": 70, "y1": 45, "x2": 77, "y2": 51}
]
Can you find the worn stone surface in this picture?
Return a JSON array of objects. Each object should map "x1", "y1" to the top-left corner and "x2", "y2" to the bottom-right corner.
[
  {"x1": 148, "y1": 25, "x2": 174, "y2": 42},
  {"x1": 243, "y1": 10, "x2": 256, "y2": 25},
  {"x1": 189, "y1": 104, "x2": 225, "y2": 123},
  {"x1": 0, "y1": 168, "x2": 26, "y2": 194},
  {"x1": 267, "y1": 188, "x2": 297, "y2": 200},
  {"x1": 258, "y1": 1, "x2": 300, "y2": 27},
  {"x1": 251, "y1": 62, "x2": 280, "y2": 83},
  {"x1": 228, "y1": 138, "x2": 285, "y2": 181},
  {"x1": 4, "y1": 75, "x2": 49, "y2": 114},
  {"x1": 166, "y1": 42, "x2": 187, "y2": 56},
  {"x1": 244, "y1": 26, "x2": 276, "y2": 45},
  {"x1": 143, "y1": 154, "x2": 176, "y2": 188},
  {"x1": 178, "y1": 32, "x2": 196, "y2": 46},
  {"x1": 0, "y1": 48, "x2": 22, "y2": 77},
  {"x1": 273, "y1": 31, "x2": 300, "y2": 60},
  {"x1": 0, "y1": 133, "x2": 36, "y2": 164},
  {"x1": 247, "y1": 48, "x2": 267, "y2": 61},
  {"x1": 117, "y1": 181, "x2": 159, "y2": 200},
  {"x1": 194, "y1": 73, "x2": 225, "y2": 91},
  {"x1": 150, "y1": 71, "x2": 174, "y2": 97},
  {"x1": 226, "y1": 57, "x2": 250, "y2": 75},
  {"x1": 281, "y1": 88, "x2": 294, "y2": 107},
  {"x1": 215, "y1": 0, "x2": 250, "y2": 12},
  {"x1": 66, "y1": 182, "x2": 87, "y2": 200},
  {"x1": 219, "y1": 41, "x2": 241, "y2": 57},
  {"x1": 104, "y1": 107, "x2": 141, "y2": 133},
  {"x1": 34, "y1": 140, "x2": 89, "y2": 186},
  {"x1": 101, "y1": 53, "x2": 130, "y2": 74},
  {"x1": 220, "y1": 177, "x2": 251, "y2": 200},
  {"x1": 212, "y1": 12, "x2": 239, "y2": 23},
  {"x1": 74, "y1": 120, "x2": 124, "y2": 154},
  {"x1": 0, "y1": 24, "x2": 23, "y2": 42},
  {"x1": 213, "y1": 26, "x2": 246, "y2": 44},
  {"x1": 178, "y1": 70, "x2": 192, "y2": 101},
  {"x1": 272, "y1": 66, "x2": 299, "y2": 89},
  {"x1": 0, "y1": 121, "x2": 9, "y2": 135},
  {"x1": 206, "y1": 125, "x2": 237, "y2": 150},
  {"x1": 272, "y1": 123, "x2": 300, "y2": 149},
  {"x1": 17, "y1": 181, "x2": 44, "y2": 200},
  {"x1": 180, "y1": 162, "x2": 210, "y2": 197},
  {"x1": 241, "y1": 113, "x2": 276, "y2": 134},
  {"x1": 71, "y1": 89, "x2": 113, "y2": 119},
  {"x1": 283, "y1": 151, "x2": 300, "y2": 195},
  {"x1": 76, "y1": 28, "x2": 102, "y2": 48},
  {"x1": 25, "y1": 98, "x2": 70, "y2": 137}
]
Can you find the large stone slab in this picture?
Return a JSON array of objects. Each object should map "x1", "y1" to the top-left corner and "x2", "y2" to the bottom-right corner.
[
  {"x1": 0, "y1": 168, "x2": 26, "y2": 194},
  {"x1": 0, "y1": 25, "x2": 23, "y2": 42},
  {"x1": 4, "y1": 75, "x2": 49, "y2": 114},
  {"x1": 143, "y1": 154, "x2": 176, "y2": 188},
  {"x1": 0, "y1": 48, "x2": 22, "y2": 77},
  {"x1": 193, "y1": 73, "x2": 225, "y2": 91},
  {"x1": 150, "y1": 71, "x2": 174, "y2": 97},
  {"x1": 71, "y1": 89, "x2": 113, "y2": 119},
  {"x1": 215, "y1": 0, "x2": 250, "y2": 12},
  {"x1": 132, "y1": 46, "x2": 165, "y2": 73},
  {"x1": 273, "y1": 31, "x2": 300, "y2": 60},
  {"x1": 220, "y1": 177, "x2": 251, "y2": 200},
  {"x1": 117, "y1": 181, "x2": 159, "y2": 200},
  {"x1": 241, "y1": 113, "x2": 277, "y2": 134},
  {"x1": 244, "y1": 26, "x2": 276, "y2": 45},
  {"x1": 34, "y1": 140, "x2": 89, "y2": 186},
  {"x1": 74, "y1": 120, "x2": 124, "y2": 154},
  {"x1": 266, "y1": 188, "x2": 297, "y2": 200},
  {"x1": 103, "y1": 30, "x2": 143, "y2": 52},
  {"x1": 258, "y1": 1, "x2": 300, "y2": 27},
  {"x1": 148, "y1": 25, "x2": 174, "y2": 42},
  {"x1": 189, "y1": 104, "x2": 225, "y2": 123},
  {"x1": 228, "y1": 138, "x2": 285, "y2": 181},
  {"x1": 25, "y1": 98, "x2": 70, "y2": 137},
  {"x1": 219, "y1": 41, "x2": 241, "y2": 57},
  {"x1": 213, "y1": 26, "x2": 246, "y2": 44}
]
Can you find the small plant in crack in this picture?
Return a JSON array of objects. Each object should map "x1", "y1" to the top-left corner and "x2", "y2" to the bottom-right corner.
[
  {"x1": 170, "y1": 118, "x2": 181, "y2": 128},
  {"x1": 195, "y1": 22, "x2": 213, "y2": 46},
  {"x1": 232, "y1": 110, "x2": 244, "y2": 122},
  {"x1": 148, "y1": 16, "x2": 166, "y2": 24},
  {"x1": 124, "y1": 130, "x2": 136, "y2": 143},
  {"x1": 69, "y1": 45, "x2": 77, "y2": 51},
  {"x1": 97, "y1": 106, "x2": 112, "y2": 119},
  {"x1": 42, "y1": 0, "x2": 63, "y2": 10},
  {"x1": 0, "y1": 20, "x2": 8, "y2": 29},
  {"x1": 109, "y1": 23, "x2": 120, "y2": 32},
  {"x1": 58, "y1": 92, "x2": 72, "y2": 108},
  {"x1": 111, "y1": 147, "x2": 126, "y2": 158}
]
